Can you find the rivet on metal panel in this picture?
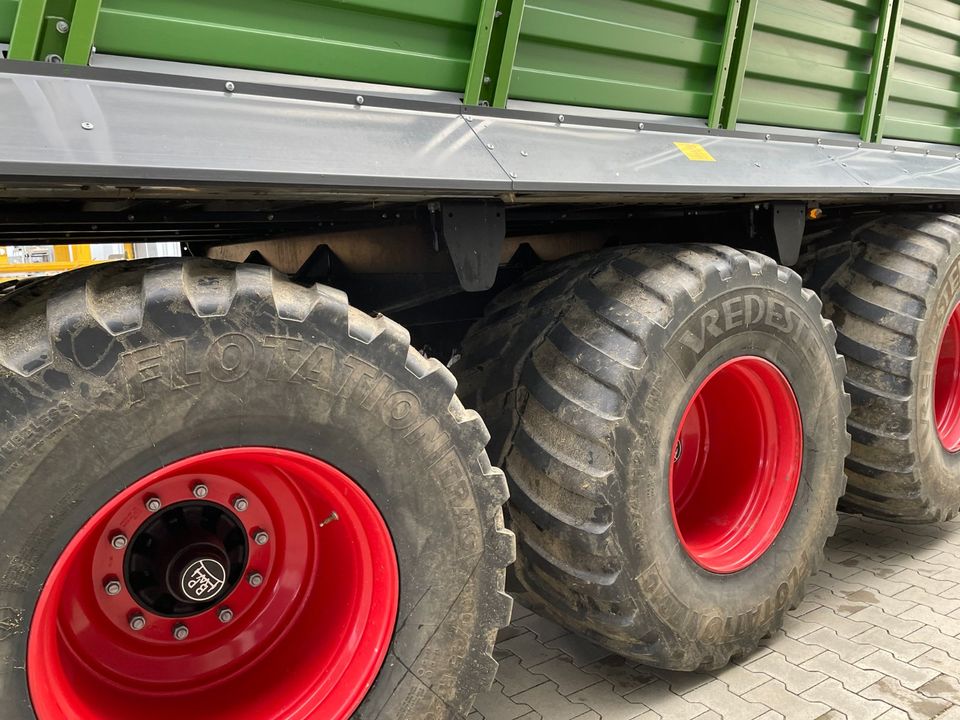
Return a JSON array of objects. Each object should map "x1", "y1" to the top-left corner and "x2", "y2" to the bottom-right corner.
[
  {"x1": 816, "y1": 139, "x2": 822, "y2": 145},
  {"x1": 487, "y1": 143, "x2": 495, "y2": 149},
  {"x1": 764, "y1": 134, "x2": 770, "y2": 141},
  {"x1": 483, "y1": 76, "x2": 491, "y2": 85},
  {"x1": 45, "y1": 54, "x2": 63, "y2": 63},
  {"x1": 224, "y1": 81, "x2": 235, "y2": 92},
  {"x1": 510, "y1": 172, "x2": 517, "y2": 178},
  {"x1": 558, "y1": 115, "x2": 564, "y2": 123},
  {"x1": 465, "y1": 115, "x2": 473, "y2": 122},
  {"x1": 55, "y1": 20, "x2": 69, "y2": 34},
  {"x1": 894, "y1": 146, "x2": 899, "y2": 152},
  {"x1": 858, "y1": 142, "x2": 863, "y2": 148},
  {"x1": 638, "y1": 123, "x2": 644, "y2": 130},
  {"x1": 753, "y1": 162, "x2": 761, "y2": 168},
  {"x1": 520, "y1": 150, "x2": 528, "y2": 157},
  {"x1": 80, "y1": 122, "x2": 94, "y2": 130},
  {"x1": 356, "y1": 95, "x2": 365, "y2": 105}
]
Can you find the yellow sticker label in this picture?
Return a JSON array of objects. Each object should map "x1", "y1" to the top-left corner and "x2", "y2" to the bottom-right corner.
[{"x1": 674, "y1": 142, "x2": 716, "y2": 162}]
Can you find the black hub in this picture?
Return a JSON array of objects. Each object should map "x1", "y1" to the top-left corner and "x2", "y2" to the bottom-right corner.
[{"x1": 125, "y1": 501, "x2": 248, "y2": 617}]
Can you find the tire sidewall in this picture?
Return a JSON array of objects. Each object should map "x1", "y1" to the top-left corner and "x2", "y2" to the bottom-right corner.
[{"x1": 616, "y1": 275, "x2": 846, "y2": 663}]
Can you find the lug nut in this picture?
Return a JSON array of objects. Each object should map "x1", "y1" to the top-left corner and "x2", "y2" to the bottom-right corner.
[
  {"x1": 145, "y1": 496, "x2": 162, "y2": 512},
  {"x1": 129, "y1": 613, "x2": 146, "y2": 631},
  {"x1": 110, "y1": 532, "x2": 128, "y2": 550},
  {"x1": 192, "y1": 483, "x2": 209, "y2": 499},
  {"x1": 253, "y1": 530, "x2": 269, "y2": 546},
  {"x1": 172, "y1": 623, "x2": 189, "y2": 641},
  {"x1": 232, "y1": 496, "x2": 249, "y2": 512},
  {"x1": 248, "y1": 572, "x2": 263, "y2": 587},
  {"x1": 104, "y1": 578, "x2": 122, "y2": 596},
  {"x1": 218, "y1": 607, "x2": 234, "y2": 623}
]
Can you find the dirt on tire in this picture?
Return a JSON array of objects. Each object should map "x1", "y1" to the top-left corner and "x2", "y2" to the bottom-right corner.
[
  {"x1": 458, "y1": 244, "x2": 849, "y2": 670},
  {"x1": 0, "y1": 258, "x2": 513, "y2": 719}
]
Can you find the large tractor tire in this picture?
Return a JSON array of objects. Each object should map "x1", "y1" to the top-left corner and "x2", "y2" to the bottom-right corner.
[
  {"x1": 806, "y1": 213, "x2": 960, "y2": 522},
  {"x1": 0, "y1": 259, "x2": 513, "y2": 720},
  {"x1": 458, "y1": 245, "x2": 849, "y2": 670}
]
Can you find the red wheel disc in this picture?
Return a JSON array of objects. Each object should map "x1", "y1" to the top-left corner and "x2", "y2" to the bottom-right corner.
[
  {"x1": 935, "y1": 303, "x2": 960, "y2": 452},
  {"x1": 670, "y1": 357, "x2": 803, "y2": 573},
  {"x1": 28, "y1": 448, "x2": 399, "y2": 720}
]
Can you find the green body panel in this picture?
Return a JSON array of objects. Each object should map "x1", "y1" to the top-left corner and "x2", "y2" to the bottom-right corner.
[
  {"x1": 2, "y1": 0, "x2": 959, "y2": 146},
  {"x1": 738, "y1": 0, "x2": 883, "y2": 134},
  {"x1": 0, "y1": 1, "x2": 15, "y2": 42},
  {"x1": 506, "y1": 0, "x2": 729, "y2": 118},
  {"x1": 883, "y1": 0, "x2": 960, "y2": 144}
]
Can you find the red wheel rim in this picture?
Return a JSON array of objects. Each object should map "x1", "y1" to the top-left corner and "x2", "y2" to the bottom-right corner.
[
  {"x1": 28, "y1": 448, "x2": 399, "y2": 720},
  {"x1": 669, "y1": 357, "x2": 803, "y2": 574},
  {"x1": 935, "y1": 303, "x2": 960, "y2": 452}
]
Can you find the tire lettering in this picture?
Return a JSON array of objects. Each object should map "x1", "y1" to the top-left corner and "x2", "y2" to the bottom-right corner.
[
  {"x1": 382, "y1": 390, "x2": 421, "y2": 429},
  {"x1": 404, "y1": 416, "x2": 453, "y2": 463},
  {"x1": 207, "y1": 333, "x2": 255, "y2": 383},
  {"x1": 264, "y1": 336, "x2": 303, "y2": 382},
  {"x1": 121, "y1": 344, "x2": 164, "y2": 403},
  {"x1": 669, "y1": 292, "x2": 814, "y2": 375},
  {"x1": 295, "y1": 344, "x2": 335, "y2": 390},
  {"x1": 170, "y1": 339, "x2": 201, "y2": 389},
  {"x1": 338, "y1": 356, "x2": 379, "y2": 400}
]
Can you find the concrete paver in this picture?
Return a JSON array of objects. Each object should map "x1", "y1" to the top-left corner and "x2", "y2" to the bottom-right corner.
[{"x1": 476, "y1": 513, "x2": 960, "y2": 719}]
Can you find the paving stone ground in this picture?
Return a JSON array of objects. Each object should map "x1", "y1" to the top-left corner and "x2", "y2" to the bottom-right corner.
[{"x1": 476, "y1": 512, "x2": 960, "y2": 720}]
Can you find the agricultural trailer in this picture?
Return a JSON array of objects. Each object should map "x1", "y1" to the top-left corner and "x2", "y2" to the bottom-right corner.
[{"x1": 1, "y1": 0, "x2": 960, "y2": 718}]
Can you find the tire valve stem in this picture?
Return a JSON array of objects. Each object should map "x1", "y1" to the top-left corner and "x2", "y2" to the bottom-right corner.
[{"x1": 319, "y1": 511, "x2": 339, "y2": 528}]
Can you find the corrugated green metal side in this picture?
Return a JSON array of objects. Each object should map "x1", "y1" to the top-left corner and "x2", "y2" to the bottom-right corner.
[
  {"x1": 92, "y1": 0, "x2": 482, "y2": 91},
  {"x1": 737, "y1": 0, "x2": 883, "y2": 133},
  {"x1": 0, "y1": 0, "x2": 16, "y2": 43},
  {"x1": 506, "y1": 0, "x2": 729, "y2": 118},
  {"x1": 4, "y1": 0, "x2": 960, "y2": 148},
  {"x1": 884, "y1": 0, "x2": 960, "y2": 145}
]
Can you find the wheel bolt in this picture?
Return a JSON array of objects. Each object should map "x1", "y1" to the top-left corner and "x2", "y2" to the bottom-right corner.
[
  {"x1": 129, "y1": 613, "x2": 146, "y2": 631},
  {"x1": 253, "y1": 529, "x2": 269, "y2": 545},
  {"x1": 248, "y1": 572, "x2": 263, "y2": 587},
  {"x1": 218, "y1": 607, "x2": 234, "y2": 623},
  {"x1": 172, "y1": 623, "x2": 189, "y2": 641},
  {"x1": 145, "y1": 496, "x2": 162, "y2": 512},
  {"x1": 104, "y1": 578, "x2": 122, "y2": 596},
  {"x1": 232, "y1": 496, "x2": 249, "y2": 512},
  {"x1": 110, "y1": 532, "x2": 128, "y2": 550},
  {"x1": 192, "y1": 483, "x2": 209, "y2": 499}
]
